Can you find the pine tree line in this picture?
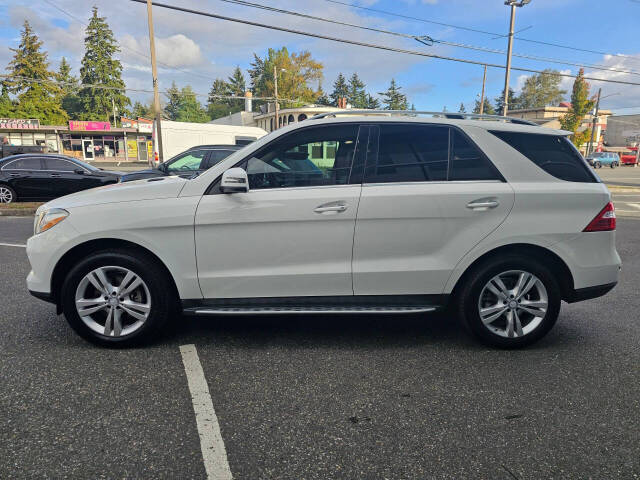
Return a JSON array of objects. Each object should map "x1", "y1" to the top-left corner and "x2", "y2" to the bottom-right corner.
[{"x1": 1, "y1": 8, "x2": 130, "y2": 124}]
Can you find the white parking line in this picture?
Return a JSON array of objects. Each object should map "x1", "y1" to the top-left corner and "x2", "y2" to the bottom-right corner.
[
  {"x1": 179, "y1": 344, "x2": 233, "y2": 480},
  {"x1": 0, "y1": 242, "x2": 26, "y2": 248}
]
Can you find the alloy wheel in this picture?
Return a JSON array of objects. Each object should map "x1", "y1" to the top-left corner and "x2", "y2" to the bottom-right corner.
[
  {"x1": 0, "y1": 186, "x2": 13, "y2": 203},
  {"x1": 75, "y1": 266, "x2": 151, "y2": 337},
  {"x1": 477, "y1": 270, "x2": 548, "y2": 338}
]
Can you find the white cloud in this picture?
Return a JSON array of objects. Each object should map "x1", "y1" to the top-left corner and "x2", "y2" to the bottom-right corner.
[{"x1": 120, "y1": 34, "x2": 205, "y2": 69}]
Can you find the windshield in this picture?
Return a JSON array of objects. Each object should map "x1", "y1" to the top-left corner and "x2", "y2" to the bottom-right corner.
[{"x1": 69, "y1": 157, "x2": 100, "y2": 171}]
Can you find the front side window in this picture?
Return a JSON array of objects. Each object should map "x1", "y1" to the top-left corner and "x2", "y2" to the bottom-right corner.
[
  {"x1": 366, "y1": 125, "x2": 449, "y2": 183},
  {"x1": 45, "y1": 158, "x2": 80, "y2": 172},
  {"x1": 167, "y1": 151, "x2": 207, "y2": 173},
  {"x1": 245, "y1": 125, "x2": 359, "y2": 190},
  {"x1": 490, "y1": 131, "x2": 596, "y2": 183},
  {"x1": 204, "y1": 150, "x2": 235, "y2": 169},
  {"x1": 3, "y1": 157, "x2": 42, "y2": 170}
]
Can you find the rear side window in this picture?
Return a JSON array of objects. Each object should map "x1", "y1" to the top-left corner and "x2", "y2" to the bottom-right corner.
[
  {"x1": 3, "y1": 157, "x2": 42, "y2": 170},
  {"x1": 367, "y1": 124, "x2": 449, "y2": 182},
  {"x1": 449, "y1": 130, "x2": 501, "y2": 181},
  {"x1": 490, "y1": 131, "x2": 596, "y2": 183}
]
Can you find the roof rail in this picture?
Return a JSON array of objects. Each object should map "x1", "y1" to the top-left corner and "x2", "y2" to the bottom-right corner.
[{"x1": 308, "y1": 109, "x2": 539, "y2": 127}]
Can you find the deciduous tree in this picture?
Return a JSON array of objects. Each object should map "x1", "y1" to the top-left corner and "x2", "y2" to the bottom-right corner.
[{"x1": 560, "y1": 68, "x2": 595, "y2": 147}]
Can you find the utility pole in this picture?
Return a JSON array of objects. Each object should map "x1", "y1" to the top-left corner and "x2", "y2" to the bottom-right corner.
[
  {"x1": 112, "y1": 98, "x2": 117, "y2": 128},
  {"x1": 273, "y1": 65, "x2": 279, "y2": 131},
  {"x1": 501, "y1": 0, "x2": 531, "y2": 116},
  {"x1": 146, "y1": 0, "x2": 164, "y2": 164},
  {"x1": 480, "y1": 64, "x2": 487, "y2": 115},
  {"x1": 587, "y1": 88, "x2": 602, "y2": 157}
]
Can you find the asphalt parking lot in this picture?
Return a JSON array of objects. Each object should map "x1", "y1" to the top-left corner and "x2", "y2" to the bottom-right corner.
[{"x1": 1, "y1": 215, "x2": 639, "y2": 479}]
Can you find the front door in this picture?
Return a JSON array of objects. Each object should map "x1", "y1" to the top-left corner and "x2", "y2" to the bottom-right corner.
[
  {"x1": 352, "y1": 124, "x2": 515, "y2": 296},
  {"x1": 194, "y1": 123, "x2": 367, "y2": 299}
]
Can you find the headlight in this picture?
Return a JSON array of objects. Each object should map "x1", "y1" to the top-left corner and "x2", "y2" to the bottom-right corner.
[{"x1": 34, "y1": 208, "x2": 69, "y2": 235}]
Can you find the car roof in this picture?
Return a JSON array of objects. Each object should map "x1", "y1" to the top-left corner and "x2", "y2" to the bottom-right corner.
[
  {"x1": 0, "y1": 153, "x2": 79, "y2": 163},
  {"x1": 187, "y1": 145, "x2": 242, "y2": 150},
  {"x1": 303, "y1": 115, "x2": 571, "y2": 136}
]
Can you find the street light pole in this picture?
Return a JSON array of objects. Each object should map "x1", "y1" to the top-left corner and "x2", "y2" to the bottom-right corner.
[
  {"x1": 146, "y1": 0, "x2": 164, "y2": 165},
  {"x1": 501, "y1": 0, "x2": 531, "y2": 117}
]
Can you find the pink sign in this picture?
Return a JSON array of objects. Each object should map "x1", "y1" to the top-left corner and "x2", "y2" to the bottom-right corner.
[{"x1": 69, "y1": 120, "x2": 111, "y2": 131}]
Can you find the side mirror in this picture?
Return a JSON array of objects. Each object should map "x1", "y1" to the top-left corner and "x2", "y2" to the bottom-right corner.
[
  {"x1": 74, "y1": 169, "x2": 85, "y2": 175},
  {"x1": 220, "y1": 167, "x2": 249, "y2": 193}
]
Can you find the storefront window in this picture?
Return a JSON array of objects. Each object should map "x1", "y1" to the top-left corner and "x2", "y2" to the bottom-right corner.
[
  {"x1": 92, "y1": 137, "x2": 105, "y2": 158},
  {"x1": 103, "y1": 136, "x2": 116, "y2": 158},
  {"x1": 21, "y1": 133, "x2": 34, "y2": 146},
  {"x1": 9, "y1": 134, "x2": 22, "y2": 145},
  {"x1": 46, "y1": 134, "x2": 58, "y2": 152}
]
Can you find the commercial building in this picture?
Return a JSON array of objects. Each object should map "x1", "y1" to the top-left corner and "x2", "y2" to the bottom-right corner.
[
  {"x1": 0, "y1": 118, "x2": 153, "y2": 162},
  {"x1": 604, "y1": 114, "x2": 640, "y2": 147},
  {"x1": 506, "y1": 104, "x2": 612, "y2": 152}
]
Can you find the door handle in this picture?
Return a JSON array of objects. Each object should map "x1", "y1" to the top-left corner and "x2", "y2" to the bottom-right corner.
[
  {"x1": 466, "y1": 199, "x2": 499, "y2": 210},
  {"x1": 50, "y1": 173, "x2": 61, "y2": 178},
  {"x1": 314, "y1": 202, "x2": 347, "y2": 214}
]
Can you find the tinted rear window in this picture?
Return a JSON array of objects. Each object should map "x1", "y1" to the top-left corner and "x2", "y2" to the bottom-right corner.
[
  {"x1": 490, "y1": 131, "x2": 596, "y2": 183},
  {"x1": 2, "y1": 157, "x2": 42, "y2": 170}
]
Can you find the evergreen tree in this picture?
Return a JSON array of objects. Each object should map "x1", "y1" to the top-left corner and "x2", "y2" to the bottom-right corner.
[
  {"x1": 518, "y1": 69, "x2": 566, "y2": 109},
  {"x1": 494, "y1": 87, "x2": 520, "y2": 114},
  {"x1": 473, "y1": 96, "x2": 495, "y2": 115},
  {"x1": 56, "y1": 57, "x2": 81, "y2": 119},
  {"x1": 78, "y1": 7, "x2": 129, "y2": 122},
  {"x1": 131, "y1": 100, "x2": 153, "y2": 118},
  {"x1": 365, "y1": 94, "x2": 380, "y2": 110},
  {"x1": 560, "y1": 68, "x2": 595, "y2": 148},
  {"x1": 0, "y1": 81, "x2": 14, "y2": 117},
  {"x1": 164, "y1": 81, "x2": 183, "y2": 121},
  {"x1": 6, "y1": 21, "x2": 67, "y2": 124},
  {"x1": 330, "y1": 73, "x2": 349, "y2": 106},
  {"x1": 207, "y1": 78, "x2": 237, "y2": 120},
  {"x1": 347, "y1": 73, "x2": 367, "y2": 108},
  {"x1": 315, "y1": 83, "x2": 331, "y2": 106},
  {"x1": 227, "y1": 66, "x2": 246, "y2": 96},
  {"x1": 458, "y1": 102, "x2": 466, "y2": 113},
  {"x1": 379, "y1": 79, "x2": 408, "y2": 110}
]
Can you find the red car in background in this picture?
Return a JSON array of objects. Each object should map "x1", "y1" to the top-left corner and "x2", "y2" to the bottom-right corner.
[{"x1": 621, "y1": 147, "x2": 639, "y2": 166}]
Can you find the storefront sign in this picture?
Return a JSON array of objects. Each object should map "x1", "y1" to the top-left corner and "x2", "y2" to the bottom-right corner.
[
  {"x1": 137, "y1": 119, "x2": 153, "y2": 133},
  {"x1": 127, "y1": 139, "x2": 138, "y2": 158},
  {"x1": 0, "y1": 118, "x2": 40, "y2": 129},
  {"x1": 69, "y1": 121, "x2": 111, "y2": 131}
]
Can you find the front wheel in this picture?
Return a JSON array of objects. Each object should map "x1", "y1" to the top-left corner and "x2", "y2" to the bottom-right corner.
[
  {"x1": 595, "y1": 161, "x2": 602, "y2": 169},
  {"x1": 61, "y1": 249, "x2": 175, "y2": 347},
  {"x1": 456, "y1": 256, "x2": 561, "y2": 348}
]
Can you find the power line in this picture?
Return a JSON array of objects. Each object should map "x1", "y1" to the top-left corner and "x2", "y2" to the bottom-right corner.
[
  {"x1": 129, "y1": 0, "x2": 640, "y2": 88},
  {"x1": 217, "y1": 0, "x2": 640, "y2": 77},
  {"x1": 320, "y1": 0, "x2": 640, "y2": 65}
]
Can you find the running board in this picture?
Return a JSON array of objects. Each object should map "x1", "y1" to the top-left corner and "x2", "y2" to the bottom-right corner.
[{"x1": 183, "y1": 305, "x2": 438, "y2": 316}]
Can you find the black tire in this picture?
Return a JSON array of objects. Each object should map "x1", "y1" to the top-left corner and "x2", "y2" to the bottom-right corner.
[
  {"x1": 456, "y1": 255, "x2": 561, "y2": 349},
  {"x1": 0, "y1": 184, "x2": 17, "y2": 204},
  {"x1": 595, "y1": 161, "x2": 601, "y2": 168},
  {"x1": 610, "y1": 162, "x2": 615, "y2": 168},
  {"x1": 60, "y1": 249, "x2": 176, "y2": 347}
]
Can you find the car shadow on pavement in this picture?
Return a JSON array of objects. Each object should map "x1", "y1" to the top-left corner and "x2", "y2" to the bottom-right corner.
[{"x1": 163, "y1": 310, "x2": 576, "y2": 352}]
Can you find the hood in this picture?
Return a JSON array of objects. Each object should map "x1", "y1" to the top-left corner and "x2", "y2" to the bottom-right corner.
[{"x1": 43, "y1": 175, "x2": 188, "y2": 210}]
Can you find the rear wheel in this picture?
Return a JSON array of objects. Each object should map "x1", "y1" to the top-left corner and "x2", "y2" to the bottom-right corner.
[
  {"x1": 0, "y1": 184, "x2": 16, "y2": 203},
  {"x1": 456, "y1": 256, "x2": 561, "y2": 348},
  {"x1": 60, "y1": 249, "x2": 175, "y2": 347},
  {"x1": 595, "y1": 161, "x2": 602, "y2": 168}
]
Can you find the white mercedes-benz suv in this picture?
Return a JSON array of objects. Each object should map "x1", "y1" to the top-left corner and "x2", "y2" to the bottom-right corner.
[{"x1": 26, "y1": 112, "x2": 621, "y2": 348}]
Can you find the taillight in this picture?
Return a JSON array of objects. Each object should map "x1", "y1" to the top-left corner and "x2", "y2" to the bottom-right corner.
[{"x1": 583, "y1": 202, "x2": 616, "y2": 232}]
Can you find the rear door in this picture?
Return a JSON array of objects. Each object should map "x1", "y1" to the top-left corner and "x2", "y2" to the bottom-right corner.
[
  {"x1": 352, "y1": 123, "x2": 515, "y2": 296},
  {"x1": 2, "y1": 157, "x2": 50, "y2": 199}
]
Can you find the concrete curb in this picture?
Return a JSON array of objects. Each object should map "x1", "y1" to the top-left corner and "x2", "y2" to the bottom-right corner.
[{"x1": 0, "y1": 209, "x2": 37, "y2": 216}]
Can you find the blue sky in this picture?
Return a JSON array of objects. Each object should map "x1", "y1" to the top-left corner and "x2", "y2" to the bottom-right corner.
[{"x1": 1, "y1": 0, "x2": 639, "y2": 114}]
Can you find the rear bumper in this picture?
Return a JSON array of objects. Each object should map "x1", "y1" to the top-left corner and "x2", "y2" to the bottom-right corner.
[{"x1": 565, "y1": 282, "x2": 617, "y2": 303}]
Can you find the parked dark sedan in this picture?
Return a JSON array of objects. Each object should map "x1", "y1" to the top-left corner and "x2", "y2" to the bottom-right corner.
[
  {"x1": 0, "y1": 154, "x2": 122, "y2": 203},
  {"x1": 120, "y1": 145, "x2": 242, "y2": 182}
]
